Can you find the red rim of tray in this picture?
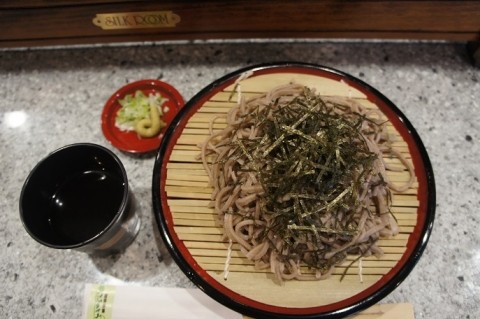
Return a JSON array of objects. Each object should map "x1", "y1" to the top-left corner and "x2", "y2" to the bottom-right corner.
[
  {"x1": 101, "y1": 79, "x2": 184, "y2": 153},
  {"x1": 152, "y1": 62, "x2": 436, "y2": 319}
]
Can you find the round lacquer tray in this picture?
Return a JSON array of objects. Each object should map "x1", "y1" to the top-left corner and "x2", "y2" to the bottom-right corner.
[{"x1": 152, "y1": 62, "x2": 435, "y2": 319}]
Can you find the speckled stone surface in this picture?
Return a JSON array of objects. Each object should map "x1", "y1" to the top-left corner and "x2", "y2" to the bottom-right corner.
[{"x1": 0, "y1": 40, "x2": 479, "y2": 319}]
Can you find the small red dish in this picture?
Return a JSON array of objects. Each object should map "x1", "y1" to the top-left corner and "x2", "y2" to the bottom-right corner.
[{"x1": 101, "y1": 79, "x2": 184, "y2": 153}]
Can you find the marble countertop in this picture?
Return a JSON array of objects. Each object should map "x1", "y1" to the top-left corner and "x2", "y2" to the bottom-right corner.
[{"x1": 1, "y1": 40, "x2": 479, "y2": 319}]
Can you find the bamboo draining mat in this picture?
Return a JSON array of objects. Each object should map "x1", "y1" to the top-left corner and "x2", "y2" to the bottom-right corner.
[{"x1": 164, "y1": 73, "x2": 419, "y2": 308}]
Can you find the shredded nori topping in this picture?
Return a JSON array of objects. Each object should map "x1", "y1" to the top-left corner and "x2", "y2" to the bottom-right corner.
[{"x1": 221, "y1": 87, "x2": 384, "y2": 271}]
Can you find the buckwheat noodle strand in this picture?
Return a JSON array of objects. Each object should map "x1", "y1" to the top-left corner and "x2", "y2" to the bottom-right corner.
[{"x1": 200, "y1": 83, "x2": 415, "y2": 282}]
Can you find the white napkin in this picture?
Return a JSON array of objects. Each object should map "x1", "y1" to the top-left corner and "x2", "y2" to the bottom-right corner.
[{"x1": 82, "y1": 284, "x2": 242, "y2": 319}]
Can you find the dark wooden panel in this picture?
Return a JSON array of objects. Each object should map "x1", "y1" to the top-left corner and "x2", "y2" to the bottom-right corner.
[
  {"x1": 1, "y1": 1, "x2": 479, "y2": 47},
  {"x1": 0, "y1": 0, "x2": 136, "y2": 8}
]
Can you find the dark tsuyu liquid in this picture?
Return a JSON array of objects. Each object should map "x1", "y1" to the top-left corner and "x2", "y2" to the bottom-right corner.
[{"x1": 48, "y1": 170, "x2": 125, "y2": 244}]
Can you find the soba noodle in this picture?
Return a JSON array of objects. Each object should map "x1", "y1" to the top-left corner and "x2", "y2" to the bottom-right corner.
[{"x1": 200, "y1": 82, "x2": 415, "y2": 282}]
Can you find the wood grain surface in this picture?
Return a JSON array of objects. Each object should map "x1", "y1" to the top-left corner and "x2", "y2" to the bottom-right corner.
[{"x1": 1, "y1": 1, "x2": 479, "y2": 47}]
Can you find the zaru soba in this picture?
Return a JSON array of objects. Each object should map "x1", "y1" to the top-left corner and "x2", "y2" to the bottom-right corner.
[{"x1": 200, "y1": 83, "x2": 415, "y2": 282}]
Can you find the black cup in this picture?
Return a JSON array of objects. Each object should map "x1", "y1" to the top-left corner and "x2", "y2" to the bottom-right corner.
[{"x1": 19, "y1": 143, "x2": 140, "y2": 255}]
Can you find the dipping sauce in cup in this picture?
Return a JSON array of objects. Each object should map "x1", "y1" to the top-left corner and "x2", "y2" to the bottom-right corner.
[{"x1": 19, "y1": 143, "x2": 140, "y2": 255}]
